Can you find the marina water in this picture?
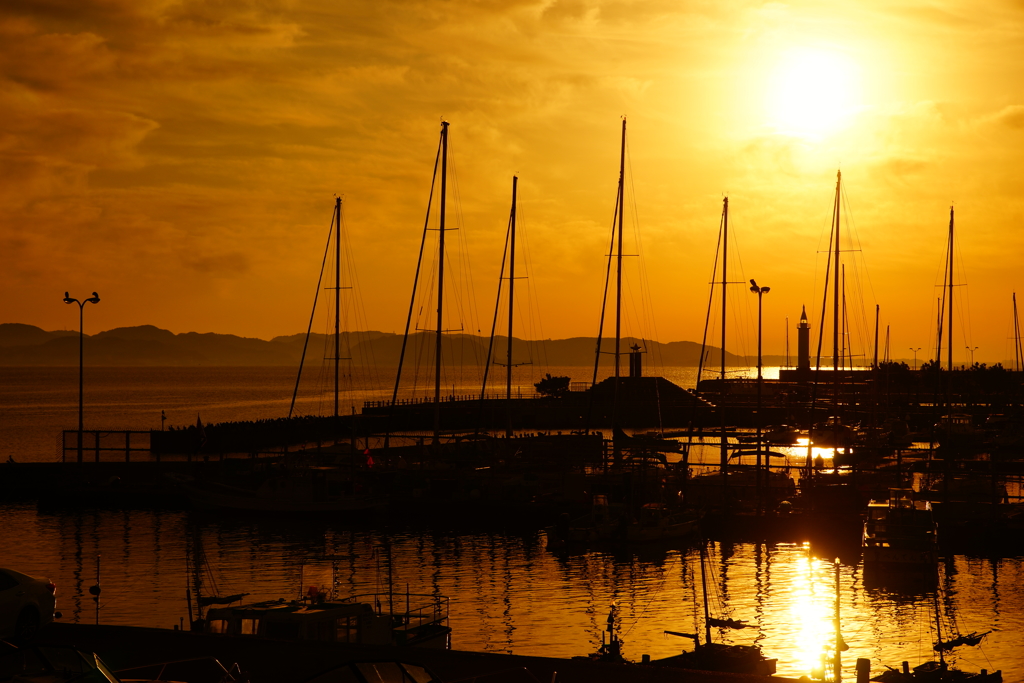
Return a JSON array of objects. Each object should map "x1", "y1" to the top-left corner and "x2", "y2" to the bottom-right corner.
[{"x1": 1, "y1": 366, "x2": 1021, "y2": 680}]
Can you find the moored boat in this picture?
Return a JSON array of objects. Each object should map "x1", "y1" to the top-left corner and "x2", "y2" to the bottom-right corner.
[
  {"x1": 862, "y1": 488, "x2": 939, "y2": 576},
  {"x1": 203, "y1": 589, "x2": 451, "y2": 649}
]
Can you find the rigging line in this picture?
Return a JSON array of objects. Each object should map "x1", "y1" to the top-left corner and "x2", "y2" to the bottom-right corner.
[
  {"x1": 697, "y1": 208, "x2": 725, "y2": 386},
  {"x1": 839, "y1": 178, "x2": 880, "y2": 307},
  {"x1": 814, "y1": 209, "x2": 836, "y2": 371},
  {"x1": 339, "y1": 216, "x2": 384, "y2": 396},
  {"x1": 480, "y1": 210, "x2": 513, "y2": 401},
  {"x1": 624, "y1": 142, "x2": 660, "y2": 365},
  {"x1": 289, "y1": 205, "x2": 337, "y2": 419},
  {"x1": 592, "y1": 190, "x2": 621, "y2": 387},
  {"x1": 445, "y1": 140, "x2": 483, "y2": 358},
  {"x1": 388, "y1": 133, "x2": 442, "y2": 436},
  {"x1": 728, "y1": 221, "x2": 757, "y2": 366},
  {"x1": 518, "y1": 211, "x2": 550, "y2": 371},
  {"x1": 954, "y1": 233, "x2": 974, "y2": 349}
]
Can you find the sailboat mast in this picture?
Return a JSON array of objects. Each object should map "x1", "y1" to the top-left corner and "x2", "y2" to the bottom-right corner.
[
  {"x1": 434, "y1": 121, "x2": 449, "y2": 445},
  {"x1": 934, "y1": 573, "x2": 945, "y2": 667},
  {"x1": 841, "y1": 265, "x2": 847, "y2": 370},
  {"x1": 834, "y1": 560, "x2": 842, "y2": 682},
  {"x1": 833, "y1": 171, "x2": 841, "y2": 374},
  {"x1": 947, "y1": 206, "x2": 954, "y2": 371},
  {"x1": 700, "y1": 540, "x2": 712, "y2": 646},
  {"x1": 615, "y1": 118, "x2": 626, "y2": 380},
  {"x1": 873, "y1": 304, "x2": 880, "y2": 370},
  {"x1": 334, "y1": 196, "x2": 342, "y2": 418},
  {"x1": 1014, "y1": 293, "x2": 1022, "y2": 371},
  {"x1": 507, "y1": 175, "x2": 518, "y2": 435},
  {"x1": 721, "y1": 197, "x2": 728, "y2": 381},
  {"x1": 720, "y1": 197, "x2": 729, "y2": 469}
]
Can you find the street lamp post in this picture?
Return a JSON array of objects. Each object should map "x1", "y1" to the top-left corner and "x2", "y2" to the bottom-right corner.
[
  {"x1": 910, "y1": 347, "x2": 921, "y2": 371},
  {"x1": 749, "y1": 279, "x2": 770, "y2": 516},
  {"x1": 64, "y1": 291, "x2": 100, "y2": 463}
]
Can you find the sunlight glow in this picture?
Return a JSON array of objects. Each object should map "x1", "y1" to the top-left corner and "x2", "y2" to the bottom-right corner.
[
  {"x1": 767, "y1": 48, "x2": 861, "y2": 139},
  {"x1": 791, "y1": 555, "x2": 833, "y2": 676}
]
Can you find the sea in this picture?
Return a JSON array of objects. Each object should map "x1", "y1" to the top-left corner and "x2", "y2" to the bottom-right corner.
[{"x1": 1, "y1": 365, "x2": 1021, "y2": 680}]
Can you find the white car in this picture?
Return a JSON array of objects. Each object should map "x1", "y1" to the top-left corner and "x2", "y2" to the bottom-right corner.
[{"x1": 0, "y1": 568, "x2": 58, "y2": 642}]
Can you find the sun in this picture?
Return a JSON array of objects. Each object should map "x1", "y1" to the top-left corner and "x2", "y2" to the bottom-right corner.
[{"x1": 767, "y1": 47, "x2": 861, "y2": 139}]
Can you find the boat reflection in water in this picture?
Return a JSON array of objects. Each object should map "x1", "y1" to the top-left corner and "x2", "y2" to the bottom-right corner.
[
  {"x1": 651, "y1": 538, "x2": 777, "y2": 676},
  {"x1": 862, "y1": 488, "x2": 939, "y2": 586},
  {"x1": 204, "y1": 590, "x2": 451, "y2": 649},
  {"x1": 2, "y1": 502, "x2": 1020, "y2": 681}
]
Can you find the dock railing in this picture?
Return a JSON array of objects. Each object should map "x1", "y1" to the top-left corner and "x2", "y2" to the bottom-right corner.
[{"x1": 61, "y1": 429, "x2": 152, "y2": 463}]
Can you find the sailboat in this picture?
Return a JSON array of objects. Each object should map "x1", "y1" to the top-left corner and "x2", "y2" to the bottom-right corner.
[
  {"x1": 871, "y1": 563, "x2": 1001, "y2": 682},
  {"x1": 651, "y1": 538, "x2": 777, "y2": 675},
  {"x1": 178, "y1": 198, "x2": 385, "y2": 514}
]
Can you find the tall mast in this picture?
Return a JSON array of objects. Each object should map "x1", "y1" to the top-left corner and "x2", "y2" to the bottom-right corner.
[
  {"x1": 720, "y1": 197, "x2": 729, "y2": 469},
  {"x1": 433, "y1": 121, "x2": 449, "y2": 445},
  {"x1": 721, "y1": 197, "x2": 728, "y2": 381},
  {"x1": 833, "y1": 171, "x2": 841, "y2": 373},
  {"x1": 833, "y1": 560, "x2": 843, "y2": 682},
  {"x1": 506, "y1": 175, "x2": 518, "y2": 436},
  {"x1": 841, "y1": 265, "x2": 847, "y2": 370},
  {"x1": 334, "y1": 196, "x2": 341, "y2": 418},
  {"x1": 615, "y1": 118, "x2": 626, "y2": 381},
  {"x1": 947, "y1": 206, "x2": 954, "y2": 371},
  {"x1": 873, "y1": 304, "x2": 880, "y2": 370},
  {"x1": 1014, "y1": 293, "x2": 1022, "y2": 371},
  {"x1": 700, "y1": 539, "x2": 712, "y2": 646}
]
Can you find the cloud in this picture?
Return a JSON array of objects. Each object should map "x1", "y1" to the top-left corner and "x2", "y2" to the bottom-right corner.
[{"x1": 983, "y1": 104, "x2": 1024, "y2": 130}]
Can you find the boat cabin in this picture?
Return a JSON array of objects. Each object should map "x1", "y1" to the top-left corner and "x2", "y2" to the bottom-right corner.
[{"x1": 204, "y1": 594, "x2": 451, "y2": 649}]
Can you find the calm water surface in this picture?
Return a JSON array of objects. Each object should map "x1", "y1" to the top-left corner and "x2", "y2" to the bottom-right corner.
[
  {"x1": 0, "y1": 504, "x2": 1019, "y2": 681},
  {"x1": 1, "y1": 366, "x2": 1020, "y2": 680}
]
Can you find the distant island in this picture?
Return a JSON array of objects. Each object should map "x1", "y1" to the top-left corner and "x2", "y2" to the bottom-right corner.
[{"x1": 0, "y1": 323, "x2": 779, "y2": 368}]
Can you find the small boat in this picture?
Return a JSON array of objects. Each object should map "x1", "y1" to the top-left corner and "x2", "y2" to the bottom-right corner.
[
  {"x1": 862, "y1": 488, "x2": 939, "y2": 575},
  {"x1": 203, "y1": 590, "x2": 451, "y2": 649},
  {"x1": 870, "y1": 555, "x2": 1000, "y2": 682},
  {"x1": 651, "y1": 538, "x2": 777, "y2": 676}
]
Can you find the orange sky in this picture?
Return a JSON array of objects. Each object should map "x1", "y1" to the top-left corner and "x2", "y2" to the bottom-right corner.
[{"x1": 4, "y1": 0, "x2": 1024, "y2": 365}]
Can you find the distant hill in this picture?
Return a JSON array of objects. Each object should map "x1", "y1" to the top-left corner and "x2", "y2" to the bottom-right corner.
[{"x1": 0, "y1": 323, "x2": 757, "y2": 367}]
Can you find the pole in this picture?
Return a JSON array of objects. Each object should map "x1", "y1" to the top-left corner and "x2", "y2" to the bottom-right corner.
[
  {"x1": 833, "y1": 171, "x2": 841, "y2": 375},
  {"x1": 334, "y1": 197, "x2": 341, "y2": 418},
  {"x1": 614, "y1": 120, "x2": 625, "y2": 381},
  {"x1": 832, "y1": 173, "x2": 842, "y2": 454},
  {"x1": 947, "y1": 206, "x2": 954, "y2": 372},
  {"x1": 434, "y1": 121, "x2": 449, "y2": 446},
  {"x1": 78, "y1": 303, "x2": 84, "y2": 464},
  {"x1": 834, "y1": 559, "x2": 842, "y2": 682},
  {"x1": 756, "y1": 290, "x2": 763, "y2": 515},
  {"x1": 750, "y1": 282, "x2": 770, "y2": 516},
  {"x1": 873, "y1": 304, "x2": 879, "y2": 370},
  {"x1": 64, "y1": 292, "x2": 99, "y2": 463},
  {"x1": 720, "y1": 197, "x2": 729, "y2": 470},
  {"x1": 507, "y1": 176, "x2": 517, "y2": 437}
]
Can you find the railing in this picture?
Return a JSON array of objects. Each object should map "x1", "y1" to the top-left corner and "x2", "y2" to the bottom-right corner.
[
  {"x1": 337, "y1": 593, "x2": 449, "y2": 627},
  {"x1": 61, "y1": 430, "x2": 152, "y2": 463},
  {"x1": 363, "y1": 391, "x2": 541, "y2": 409}
]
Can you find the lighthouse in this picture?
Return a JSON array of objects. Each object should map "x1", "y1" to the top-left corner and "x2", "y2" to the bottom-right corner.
[{"x1": 798, "y1": 306, "x2": 811, "y2": 372}]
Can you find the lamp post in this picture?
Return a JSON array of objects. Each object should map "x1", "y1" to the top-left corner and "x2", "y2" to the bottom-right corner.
[
  {"x1": 64, "y1": 291, "x2": 100, "y2": 463},
  {"x1": 749, "y1": 279, "x2": 770, "y2": 515},
  {"x1": 966, "y1": 346, "x2": 978, "y2": 367},
  {"x1": 910, "y1": 347, "x2": 921, "y2": 371}
]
